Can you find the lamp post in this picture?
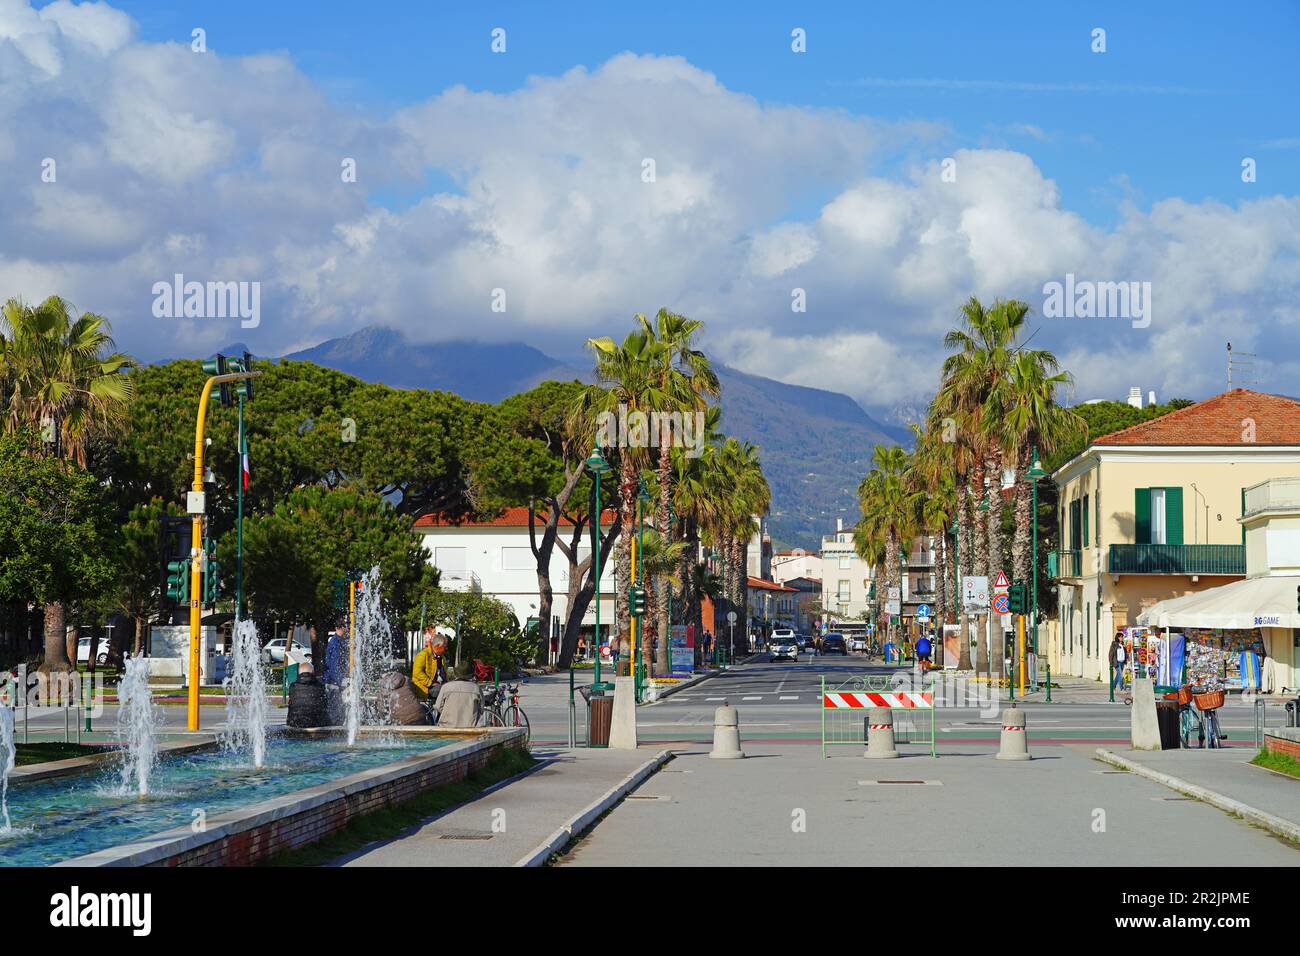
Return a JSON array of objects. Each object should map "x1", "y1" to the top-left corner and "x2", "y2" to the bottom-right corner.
[
  {"x1": 950, "y1": 516, "x2": 960, "y2": 665},
  {"x1": 635, "y1": 478, "x2": 650, "y2": 699},
  {"x1": 1026, "y1": 447, "x2": 1049, "y2": 687},
  {"x1": 586, "y1": 449, "x2": 610, "y2": 686}
]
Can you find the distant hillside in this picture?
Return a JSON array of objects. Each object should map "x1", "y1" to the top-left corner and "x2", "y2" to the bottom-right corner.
[
  {"x1": 215, "y1": 326, "x2": 898, "y2": 550},
  {"x1": 713, "y1": 365, "x2": 900, "y2": 549},
  {"x1": 283, "y1": 327, "x2": 584, "y2": 401}
]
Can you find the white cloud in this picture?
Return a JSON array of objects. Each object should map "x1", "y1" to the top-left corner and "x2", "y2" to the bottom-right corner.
[{"x1": 0, "y1": 1, "x2": 1296, "y2": 417}]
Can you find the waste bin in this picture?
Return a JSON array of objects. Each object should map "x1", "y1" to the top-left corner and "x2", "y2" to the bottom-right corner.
[
  {"x1": 1155, "y1": 700, "x2": 1181, "y2": 750},
  {"x1": 587, "y1": 681, "x2": 616, "y2": 747}
]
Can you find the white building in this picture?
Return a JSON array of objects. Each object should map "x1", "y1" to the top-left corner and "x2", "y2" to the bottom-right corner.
[
  {"x1": 414, "y1": 507, "x2": 616, "y2": 644},
  {"x1": 820, "y1": 519, "x2": 874, "y2": 623},
  {"x1": 773, "y1": 549, "x2": 820, "y2": 585}
]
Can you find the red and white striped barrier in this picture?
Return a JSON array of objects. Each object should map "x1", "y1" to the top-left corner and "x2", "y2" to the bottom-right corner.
[{"x1": 822, "y1": 692, "x2": 933, "y2": 709}]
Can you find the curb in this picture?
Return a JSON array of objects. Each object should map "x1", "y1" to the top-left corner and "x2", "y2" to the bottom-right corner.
[
  {"x1": 1095, "y1": 748, "x2": 1300, "y2": 845},
  {"x1": 650, "y1": 671, "x2": 715, "y2": 702},
  {"x1": 513, "y1": 750, "x2": 673, "y2": 866}
]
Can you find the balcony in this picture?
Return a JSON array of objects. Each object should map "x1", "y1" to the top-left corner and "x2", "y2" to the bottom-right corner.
[
  {"x1": 907, "y1": 553, "x2": 935, "y2": 567},
  {"x1": 1052, "y1": 549, "x2": 1081, "y2": 578},
  {"x1": 1107, "y1": 544, "x2": 1245, "y2": 576},
  {"x1": 436, "y1": 569, "x2": 482, "y2": 592},
  {"x1": 1243, "y1": 478, "x2": 1300, "y2": 518}
]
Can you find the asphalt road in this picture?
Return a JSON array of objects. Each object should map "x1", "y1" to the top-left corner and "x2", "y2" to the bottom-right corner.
[{"x1": 526, "y1": 654, "x2": 1282, "y2": 749}]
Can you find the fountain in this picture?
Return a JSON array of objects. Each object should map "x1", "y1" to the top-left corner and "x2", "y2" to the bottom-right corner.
[
  {"x1": 0, "y1": 706, "x2": 15, "y2": 833},
  {"x1": 345, "y1": 565, "x2": 397, "y2": 745},
  {"x1": 223, "y1": 618, "x2": 268, "y2": 768},
  {"x1": 116, "y1": 654, "x2": 158, "y2": 797}
]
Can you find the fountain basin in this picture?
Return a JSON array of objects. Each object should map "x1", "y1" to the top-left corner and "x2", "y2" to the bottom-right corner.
[{"x1": 1, "y1": 728, "x2": 524, "y2": 867}]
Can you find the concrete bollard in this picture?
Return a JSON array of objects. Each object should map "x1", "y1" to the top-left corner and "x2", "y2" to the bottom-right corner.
[
  {"x1": 996, "y1": 706, "x2": 1030, "y2": 760},
  {"x1": 865, "y1": 707, "x2": 899, "y2": 759},
  {"x1": 709, "y1": 703, "x2": 745, "y2": 759},
  {"x1": 609, "y1": 676, "x2": 639, "y2": 749}
]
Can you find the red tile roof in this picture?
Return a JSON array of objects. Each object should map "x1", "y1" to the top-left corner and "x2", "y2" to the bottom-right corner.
[
  {"x1": 1092, "y1": 389, "x2": 1300, "y2": 446},
  {"x1": 414, "y1": 506, "x2": 614, "y2": 529},
  {"x1": 747, "y1": 576, "x2": 798, "y2": 592}
]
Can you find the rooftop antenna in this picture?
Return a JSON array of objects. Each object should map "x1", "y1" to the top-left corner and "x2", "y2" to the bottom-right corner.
[{"x1": 1227, "y1": 342, "x2": 1257, "y2": 388}]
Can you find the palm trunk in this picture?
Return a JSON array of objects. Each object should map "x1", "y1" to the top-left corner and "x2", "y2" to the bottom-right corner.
[
  {"x1": 957, "y1": 484, "x2": 973, "y2": 671},
  {"x1": 970, "y1": 466, "x2": 989, "y2": 673},
  {"x1": 134, "y1": 615, "x2": 146, "y2": 656},
  {"x1": 616, "y1": 459, "x2": 635, "y2": 669},
  {"x1": 1012, "y1": 444, "x2": 1032, "y2": 585},
  {"x1": 41, "y1": 601, "x2": 72, "y2": 672},
  {"x1": 654, "y1": 449, "x2": 672, "y2": 674}
]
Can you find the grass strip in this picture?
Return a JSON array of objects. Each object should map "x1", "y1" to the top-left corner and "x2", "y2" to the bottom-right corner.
[
  {"x1": 14, "y1": 742, "x2": 108, "y2": 766},
  {"x1": 1251, "y1": 748, "x2": 1300, "y2": 780},
  {"x1": 262, "y1": 746, "x2": 536, "y2": 867}
]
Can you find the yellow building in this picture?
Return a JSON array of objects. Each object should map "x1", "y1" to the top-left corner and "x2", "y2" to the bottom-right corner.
[{"x1": 1049, "y1": 389, "x2": 1300, "y2": 681}]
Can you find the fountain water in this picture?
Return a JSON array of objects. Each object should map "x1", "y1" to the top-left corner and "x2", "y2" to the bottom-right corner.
[
  {"x1": 345, "y1": 565, "x2": 397, "y2": 745},
  {"x1": 0, "y1": 706, "x2": 15, "y2": 833},
  {"x1": 116, "y1": 654, "x2": 158, "y2": 797},
  {"x1": 223, "y1": 619, "x2": 268, "y2": 768}
]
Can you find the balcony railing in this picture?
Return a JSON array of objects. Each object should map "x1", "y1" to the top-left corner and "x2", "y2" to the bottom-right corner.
[
  {"x1": 1243, "y1": 478, "x2": 1300, "y2": 517},
  {"x1": 1053, "y1": 549, "x2": 1081, "y2": 578},
  {"x1": 907, "y1": 553, "x2": 935, "y2": 567},
  {"x1": 1107, "y1": 544, "x2": 1245, "y2": 576}
]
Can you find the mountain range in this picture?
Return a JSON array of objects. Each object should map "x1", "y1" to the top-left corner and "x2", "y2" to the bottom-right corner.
[{"x1": 212, "y1": 327, "x2": 906, "y2": 550}]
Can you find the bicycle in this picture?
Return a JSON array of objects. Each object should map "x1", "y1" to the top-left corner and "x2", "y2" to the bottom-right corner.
[{"x1": 482, "y1": 682, "x2": 530, "y2": 744}]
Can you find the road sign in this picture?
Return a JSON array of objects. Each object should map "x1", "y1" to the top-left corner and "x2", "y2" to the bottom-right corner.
[
  {"x1": 992, "y1": 593, "x2": 1010, "y2": 615},
  {"x1": 727, "y1": 611, "x2": 737, "y2": 624},
  {"x1": 962, "y1": 576, "x2": 988, "y2": 609},
  {"x1": 886, "y1": 600, "x2": 901, "y2": 615},
  {"x1": 917, "y1": 603, "x2": 931, "y2": 620},
  {"x1": 993, "y1": 570, "x2": 1009, "y2": 589},
  {"x1": 887, "y1": 587, "x2": 901, "y2": 601}
]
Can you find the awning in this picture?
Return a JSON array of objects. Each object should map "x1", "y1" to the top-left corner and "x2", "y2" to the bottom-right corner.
[{"x1": 1136, "y1": 575, "x2": 1300, "y2": 630}]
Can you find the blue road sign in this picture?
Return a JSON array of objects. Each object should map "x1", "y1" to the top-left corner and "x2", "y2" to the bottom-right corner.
[
  {"x1": 916, "y1": 603, "x2": 931, "y2": 619},
  {"x1": 993, "y1": 593, "x2": 1010, "y2": 614}
]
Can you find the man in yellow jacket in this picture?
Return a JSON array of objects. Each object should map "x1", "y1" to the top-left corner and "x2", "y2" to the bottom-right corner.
[{"x1": 412, "y1": 633, "x2": 445, "y2": 699}]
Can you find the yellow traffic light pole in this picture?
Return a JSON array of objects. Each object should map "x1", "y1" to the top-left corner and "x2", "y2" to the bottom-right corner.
[{"x1": 188, "y1": 369, "x2": 261, "y2": 732}]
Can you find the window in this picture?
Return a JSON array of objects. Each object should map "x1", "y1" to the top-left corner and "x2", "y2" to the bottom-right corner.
[
  {"x1": 1135, "y1": 487, "x2": 1184, "y2": 545},
  {"x1": 837, "y1": 580, "x2": 851, "y2": 602},
  {"x1": 839, "y1": 555, "x2": 851, "y2": 570},
  {"x1": 434, "y1": 547, "x2": 466, "y2": 572},
  {"x1": 501, "y1": 547, "x2": 533, "y2": 571},
  {"x1": 1082, "y1": 495, "x2": 1089, "y2": 547},
  {"x1": 1085, "y1": 602, "x2": 1090, "y2": 656}
]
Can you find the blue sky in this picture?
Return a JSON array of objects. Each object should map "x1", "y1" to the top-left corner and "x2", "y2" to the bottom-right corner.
[{"x1": 110, "y1": 0, "x2": 1299, "y2": 226}]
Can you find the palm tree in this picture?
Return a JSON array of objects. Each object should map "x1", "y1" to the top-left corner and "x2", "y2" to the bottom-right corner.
[
  {"x1": 1, "y1": 296, "x2": 135, "y2": 466},
  {"x1": 639, "y1": 309, "x2": 718, "y2": 673},
  {"x1": 1, "y1": 296, "x2": 135, "y2": 675},
  {"x1": 934, "y1": 296, "x2": 1028, "y2": 675},
  {"x1": 988, "y1": 350, "x2": 1087, "y2": 590},
  {"x1": 857, "y1": 444, "x2": 916, "y2": 650},
  {"x1": 574, "y1": 329, "x2": 666, "y2": 667},
  {"x1": 710, "y1": 438, "x2": 770, "y2": 656},
  {"x1": 634, "y1": 527, "x2": 687, "y2": 674}
]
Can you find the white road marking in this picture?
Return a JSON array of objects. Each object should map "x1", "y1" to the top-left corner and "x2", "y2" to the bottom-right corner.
[
  {"x1": 779, "y1": 695, "x2": 799, "y2": 701},
  {"x1": 742, "y1": 696, "x2": 762, "y2": 701},
  {"x1": 706, "y1": 697, "x2": 725, "y2": 702},
  {"x1": 775, "y1": 681, "x2": 786, "y2": 694}
]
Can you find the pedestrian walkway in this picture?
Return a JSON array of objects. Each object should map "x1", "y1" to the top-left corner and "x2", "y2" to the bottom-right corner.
[
  {"x1": 331, "y1": 745, "x2": 665, "y2": 867},
  {"x1": 1097, "y1": 747, "x2": 1300, "y2": 838}
]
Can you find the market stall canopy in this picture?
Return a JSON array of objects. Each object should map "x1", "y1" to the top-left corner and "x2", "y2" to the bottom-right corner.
[{"x1": 1136, "y1": 575, "x2": 1300, "y2": 629}]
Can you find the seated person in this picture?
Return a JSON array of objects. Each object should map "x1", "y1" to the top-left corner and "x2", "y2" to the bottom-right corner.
[{"x1": 412, "y1": 633, "x2": 443, "y2": 699}]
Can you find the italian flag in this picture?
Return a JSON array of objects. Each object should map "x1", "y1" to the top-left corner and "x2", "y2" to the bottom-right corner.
[{"x1": 241, "y1": 433, "x2": 251, "y2": 490}]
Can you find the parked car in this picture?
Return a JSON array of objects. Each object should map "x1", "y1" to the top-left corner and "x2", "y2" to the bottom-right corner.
[
  {"x1": 261, "y1": 638, "x2": 313, "y2": 665},
  {"x1": 768, "y1": 631, "x2": 799, "y2": 662},
  {"x1": 820, "y1": 632, "x2": 848, "y2": 655},
  {"x1": 75, "y1": 636, "x2": 115, "y2": 667},
  {"x1": 795, "y1": 632, "x2": 809, "y2": 651},
  {"x1": 848, "y1": 636, "x2": 868, "y2": 653}
]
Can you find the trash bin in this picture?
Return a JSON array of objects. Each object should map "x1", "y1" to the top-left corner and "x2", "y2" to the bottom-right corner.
[
  {"x1": 1155, "y1": 700, "x2": 1181, "y2": 750},
  {"x1": 589, "y1": 697, "x2": 613, "y2": 747}
]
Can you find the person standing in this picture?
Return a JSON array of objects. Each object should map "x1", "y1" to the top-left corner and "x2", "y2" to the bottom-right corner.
[
  {"x1": 323, "y1": 617, "x2": 350, "y2": 687},
  {"x1": 1108, "y1": 632, "x2": 1126, "y2": 696}
]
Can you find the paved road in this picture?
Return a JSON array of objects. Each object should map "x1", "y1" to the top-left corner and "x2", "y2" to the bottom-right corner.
[{"x1": 552, "y1": 655, "x2": 1298, "y2": 866}]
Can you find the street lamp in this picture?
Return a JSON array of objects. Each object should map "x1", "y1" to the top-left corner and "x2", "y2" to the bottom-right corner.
[
  {"x1": 1026, "y1": 447, "x2": 1049, "y2": 670},
  {"x1": 586, "y1": 448, "x2": 610, "y2": 686},
  {"x1": 635, "y1": 478, "x2": 650, "y2": 699}
]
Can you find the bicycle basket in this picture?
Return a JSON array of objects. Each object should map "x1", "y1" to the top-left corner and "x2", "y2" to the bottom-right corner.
[
  {"x1": 1194, "y1": 689, "x2": 1225, "y2": 712},
  {"x1": 1176, "y1": 685, "x2": 1194, "y2": 706}
]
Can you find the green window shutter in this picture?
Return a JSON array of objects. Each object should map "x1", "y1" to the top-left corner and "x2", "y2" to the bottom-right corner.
[
  {"x1": 1241, "y1": 488, "x2": 1246, "y2": 545},
  {"x1": 1096, "y1": 494, "x2": 1101, "y2": 547},
  {"x1": 1164, "y1": 487, "x2": 1183, "y2": 546},
  {"x1": 1082, "y1": 495, "x2": 1090, "y2": 545},
  {"x1": 1134, "y1": 488, "x2": 1151, "y2": 544},
  {"x1": 1069, "y1": 499, "x2": 1082, "y2": 550}
]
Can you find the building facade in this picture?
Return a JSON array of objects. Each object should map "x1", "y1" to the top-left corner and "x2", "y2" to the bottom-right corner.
[{"x1": 1049, "y1": 389, "x2": 1300, "y2": 680}]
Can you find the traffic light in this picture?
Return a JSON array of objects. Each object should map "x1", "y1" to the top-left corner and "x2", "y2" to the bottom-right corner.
[
  {"x1": 229, "y1": 351, "x2": 255, "y2": 401},
  {"x1": 165, "y1": 559, "x2": 190, "y2": 605},
  {"x1": 202, "y1": 538, "x2": 219, "y2": 604},
  {"x1": 201, "y1": 355, "x2": 233, "y2": 407},
  {"x1": 630, "y1": 585, "x2": 647, "y2": 617},
  {"x1": 1008, "y1": 582, "x2": 1027, "y2": 614}
]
